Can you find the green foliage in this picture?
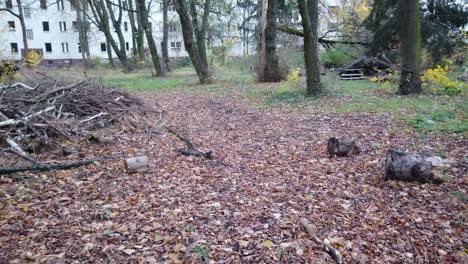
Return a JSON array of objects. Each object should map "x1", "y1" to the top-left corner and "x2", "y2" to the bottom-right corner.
[
  {"x1": 172, "y1": 57, "x2": 192, "y2": 69},
  {"x1": 320, "y1": 45, "x2": 353, "y2": 68},
  {"x1": 195, "y1": 246, "x2": 209, "y2": 261}
]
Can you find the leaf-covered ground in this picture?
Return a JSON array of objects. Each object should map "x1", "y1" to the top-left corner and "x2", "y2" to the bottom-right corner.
[{"x1": 1, "y1": 90, "x2": 466, "y2": 263}]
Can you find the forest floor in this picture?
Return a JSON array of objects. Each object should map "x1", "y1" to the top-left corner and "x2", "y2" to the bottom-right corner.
[{"x1": 0, "y1": 66, "x2": 466, "y2": 263}]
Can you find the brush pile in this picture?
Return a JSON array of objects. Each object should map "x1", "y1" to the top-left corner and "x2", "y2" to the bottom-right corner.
[{"x1": 0, "y1": 78, "x2": 146, "y2": 158}]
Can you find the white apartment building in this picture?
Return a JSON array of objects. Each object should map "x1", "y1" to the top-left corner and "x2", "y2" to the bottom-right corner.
[{"x1": 0, "y1": 0, "x2": 243, "y2": 66}]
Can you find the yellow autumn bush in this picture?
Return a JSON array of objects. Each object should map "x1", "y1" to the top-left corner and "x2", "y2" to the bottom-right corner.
[
  {"x1": 421, "y1": 65, "x2": 465, "y2": 95},
  {"x1": 278, "y1": 68, "x2": 301, "y2": 94},
  {"x1": 24, "y1": 50, "x2": 43, "y2": 68}
]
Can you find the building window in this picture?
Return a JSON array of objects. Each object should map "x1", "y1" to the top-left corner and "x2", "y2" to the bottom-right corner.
[
  {"x1": 45, "y1": 43, "x2": 52, "y2": 52},
  {"x1": 40, "y1": 0, "x2": 47, "y2": 9},
  {"x1": 61, "y1": 42, "x2": 69, "y2": 53},
  {"x1": 10, "y1": 43, "x2": 18, "y2": 53},
  {"x1": 170, "y1": 41, "x2": 181, "y2": 50},
  {"x1": 7, "y1": 21, "x2": 15, "y2": 31},
  {"x1": 78, "y1": 42, "x2": 81, "y2": 53},
  {"x1": 57, "y1": 0, "x2": 64, "y2": 10},
  {"x1": 125, "y1": 42, "x2": 129, "y2": 51},
  {"x1": 6, "y1": 0, "x2": 13, "y2": 8},
  {"x1": 100, "y1": 43, "x2": 107, "y2": 52},
  {"x1": 42, "y1": 21, "x2": 49, "y2": 31},
  {"x1": 72, "y1": 21, "x2": 78, "y2": 31},
  {"x1": 169, "y1": 23, "x2": 177, "y2": 32},
  {"x1": 26, "y1": 29, "x2": 33, "y2": 39},
  {"x1": 124, "y1": 22, "x2": 128, "y2": 32},
  {"x1": 59, "y1": 21, "x2": 67, "y2": 31},
  {"x1": 23, "y1": 7, "x2": 31, "y2": 18}
]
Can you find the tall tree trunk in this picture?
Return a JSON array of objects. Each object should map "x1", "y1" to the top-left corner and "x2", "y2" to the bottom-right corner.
[
  {"x1": 260, "y1": 0, "x2": 280, "y2": 82},
  {"x1": 161, "y1": 0, "x2": 170, "y2": 71},
  {"x1": 136, "y1": 0, "x2": 163, "y2": 76},
  {"x1": 174, "y1": 0, "x2": 211, "y2": 84},
  {"x1": 105, "y1": 0, "x2": 132, "y2": 71},
  {"x1": 127, "y1": 0, "x2": 138, "y2": 62},
  {"x1": 398, "y1": 0, "x2": 422, "y2": 94},
  {"x1": 189, "y1": 0, "x2": 210, "y2": 67},
  {"x1": 74, "y1": 0, "x2": 90, "y2": 67},
  {"x1": 298, "y1": 0, "x2": 322, "y2": 96},
  {"x1": 15, "y1": 0, "x2": 28, "y2": 60},
  {"x1": 106, "y1": 42, "x2": 115, "y2": 68},
  {"x1": 257, "y1": 0, "x2": 268, "y2": 80}
]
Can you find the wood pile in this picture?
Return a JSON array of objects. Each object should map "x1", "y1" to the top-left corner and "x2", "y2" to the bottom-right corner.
[
  {"x1": 0, "y1": 78, "x2": 145, "y2": 158},
  {"x1": 336, "y1": 53, "x2": 393, "y2": 80}
]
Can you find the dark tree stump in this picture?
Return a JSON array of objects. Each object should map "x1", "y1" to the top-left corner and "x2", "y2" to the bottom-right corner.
[
  {"x1": 327, "y1": 138, "x2": 361, "y2": 158},
  {"x1": 384, "y1": 149, "x2": 442, "y2": 183}
]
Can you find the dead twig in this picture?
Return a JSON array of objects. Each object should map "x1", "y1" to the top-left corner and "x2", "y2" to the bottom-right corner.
[
  {"x1": 299, "y1": 218, "x2": 342, "y2": 264},
  {"x1": 165, "y1": 126, "x2": 213, "y2": 159}
]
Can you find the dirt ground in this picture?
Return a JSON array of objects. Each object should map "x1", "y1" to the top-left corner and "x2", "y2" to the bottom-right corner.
[{"x1": 0, "y1": 92, "x2": 466, "y2": 263}]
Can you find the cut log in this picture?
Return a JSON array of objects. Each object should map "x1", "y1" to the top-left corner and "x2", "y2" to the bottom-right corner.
[
  {"x1": 327, "y1": 138, "x2": 361, "y2": 158},
  {"x1": 384, "y1": 149, "x2": 442, "y2": 183},
  {"x1": 125, "y1": 156, "x2": 149, "y2": 174}
]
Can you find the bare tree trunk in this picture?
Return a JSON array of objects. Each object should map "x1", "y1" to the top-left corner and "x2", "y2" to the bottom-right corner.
[
  {"x1": 127, "y1": 0, "x2": 138, "y2": 62},
  {"x1": 74, "y1": 0, "x2": 90, "y2": 67},
  {"x1": 257, "y1": 0, "x2": 268, "y2": 80},
  {"x1": 161, "y1": 0, "x2": 170, "y2": 71},
  {"x1": 298, "y1": 0, "x2": 322, "y2": 96},
  {"x1": 136, "y1": 0, "x2": 164, "y2": 76},
  {"x1": 260, "y1": 0, "x2": 281, "y2": 82},
  {"x1": 16, "y1": 0, "x2": 28, "y2": 59},
  {"x1": 106, "y1": 41, "x2": 115, "y2": 68},
  {"x1": 398, "y1": 0, "x2": 422, "y2": 94},
  {"x1": 189, "y1": 0, "x2": 210, "y2": 67},
  {"x1": 174, "y1": 0, "x2": 211, "y2": 84}
]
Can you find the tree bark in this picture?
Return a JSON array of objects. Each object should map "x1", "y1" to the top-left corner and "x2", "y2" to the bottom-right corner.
[
  {"x1": 136, "y1": 0, "x2": 164, "y2": 76},
  {"x1": 174, "y1": 0, "x2": 211, "y2": 84},
  {"x1": 398, "y1": 0, "x2": 422, "y2": 94},
  {"x1": 257, "y1": 0, "x2": 268, "y2": 80},
  {"x1": 298, "y1": 0, "x2": 322, "y2": 96},
  {"x1": 161, "y1": 0, "x2": 170, "y2": 71},
  {"x1": 16, "y1": 0, "x2": 28, "y2": 58},
  {"x1": 73, "y1": 0, "x2": 90, "y2": 67},
  {"x1": 259, "y1": 0, "x2": 281, "y2": 82},
  {"x1": 385, "y1": 149, "x2": 442, "y2": 183}
]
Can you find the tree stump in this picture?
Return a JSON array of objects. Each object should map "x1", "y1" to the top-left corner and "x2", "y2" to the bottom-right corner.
[
  {"x1": 125, "y1": 156, "x2": 149, "y2": 174},
  {"x1": 327, "y1": 137, "x2": 361, "y2": 158},
  {"x1": 384, "y1": 149, "x2": 442, "y2": 183}
]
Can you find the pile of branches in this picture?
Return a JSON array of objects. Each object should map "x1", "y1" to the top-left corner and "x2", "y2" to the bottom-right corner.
[
  {"x1": 336, "y1": 53, "x2": 394, "y2": 76},
  {"x1": 0, "y1": 77, "x2": 145, "y2": 158}
]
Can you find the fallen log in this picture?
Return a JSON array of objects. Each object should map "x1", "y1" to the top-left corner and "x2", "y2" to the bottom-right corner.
[
  {"x1": 327, "y1": 137, "x2": 361, "y2": 158},
  {"x1": 384, "y1": 149, "x2": 442, "y2": 183},
  {"x1": 125, "y1": 156, "x2": 149, "y2": 174},
  {"x1": 0, "y1": 155, "x2": 121, "y2": 175},
  {"x1": 300, "y1": 218, "x2": 342, "y2": 264}
]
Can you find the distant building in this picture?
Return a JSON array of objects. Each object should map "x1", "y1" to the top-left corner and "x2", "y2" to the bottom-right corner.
[{"x1": 0, "y1": 0, "x2": 243, "y2": 66}]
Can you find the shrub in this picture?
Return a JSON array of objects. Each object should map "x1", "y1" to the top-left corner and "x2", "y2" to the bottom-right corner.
[
  {"x1": 320, "y1": 46, "x2": 353, "y2": 68},
  {"x1": 0, "y1": 60, "x2": 17, "y2": 84},
  {"x1": 24, "y1": 50, "x2": 43, "y2": 68},
  {"x1": 421, "y1": 65, "x2": 465, "y2": 95}
]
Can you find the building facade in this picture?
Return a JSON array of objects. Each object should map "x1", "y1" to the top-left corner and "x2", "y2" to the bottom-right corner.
[{"x1": 0, "y1": 0, "x2": 231, "y2": 66}]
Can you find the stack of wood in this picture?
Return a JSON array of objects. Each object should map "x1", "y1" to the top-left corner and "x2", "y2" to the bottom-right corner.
[
  {"x1": 0, "y1": 77, "x2": 146, "y2": 160},
  {"x1": 336, "y1": 53, "x2": 393, "y2": 80}
]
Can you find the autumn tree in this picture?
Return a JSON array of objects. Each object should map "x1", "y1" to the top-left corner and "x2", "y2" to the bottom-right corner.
[
  {"x1": 298, "y1": 0, "x2": 322, "y2": 96},
  {"x1": 173, "y1": 0, "x2": 211, "y2": 84},
  {"x1": 398, "y1": 0, "x2": 422, "y2": 94}
]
